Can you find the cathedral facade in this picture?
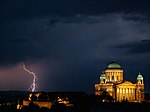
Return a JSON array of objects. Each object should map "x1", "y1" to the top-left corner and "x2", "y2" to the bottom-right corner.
[{"x1": 95, "y1": 60, "x2": 144, "y2": 102}]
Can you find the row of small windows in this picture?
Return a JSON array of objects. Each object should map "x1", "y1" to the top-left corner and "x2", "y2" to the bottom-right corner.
[{"x1": 106, "y1": 72, "x2": 122, "y2": 74}]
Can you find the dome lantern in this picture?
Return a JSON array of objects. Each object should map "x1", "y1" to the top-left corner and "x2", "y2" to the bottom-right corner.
[{"x1": 137, "y1": 72, "x2": 143, "y2": 80}]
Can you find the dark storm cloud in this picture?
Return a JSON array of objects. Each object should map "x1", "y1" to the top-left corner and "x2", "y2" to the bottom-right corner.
[
  {"x1": 1, "y1": 0, "x2": 150, "y2": 20},
  {"x1": 123, "y1": 14, "x2": 150, "y2": 22},
  {"x1": 115, "y1": 40, "x2": 150, "y2": 54},
  {"x1": 1, "y1": 0, "x2": 150, "y2": 92},
  {"x1": 1, "y1": 12, "x2": 150, "y2": 65},
  {"x1": 0, "y1": 0, "x2": 150, "y2": 64},
  {"x1": 0, "y1": 36, "x2": 45, "y2": 65}
]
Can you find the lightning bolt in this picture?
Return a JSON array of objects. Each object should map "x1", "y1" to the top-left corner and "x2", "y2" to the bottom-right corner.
[{"x1": 22, "y1": 63, "x2": 37, "y2": 92}]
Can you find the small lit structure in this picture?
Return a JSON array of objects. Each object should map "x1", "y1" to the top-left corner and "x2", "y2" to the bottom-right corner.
[
  {"x1": 17, "y1": 100, "x2": 22, "y2": 109},
  {"x1": 57, "y1": 97, "x2": 73, "y2": 106},
  {"x1": 17, "y1": 92, "x2": 53, "y2": 109},
  {"x1": 17, "y1": 92, "x2": 74, "y2": 110},
  {"x1": 23, "y1": 100, "x2": 52, "y2": 109},
  {"x1": 95, "y1": 60, "x2": 144, "y2": 102}
]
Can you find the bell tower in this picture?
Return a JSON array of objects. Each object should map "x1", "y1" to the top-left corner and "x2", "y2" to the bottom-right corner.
[
  {"x1": 136, "y1": 72, "x2": 144, "y2": 102},
  {"x1": 100, "y1": 72, "x2": 106, "y2": 84},
  {"x1": 95, "y1": 72, "x2": 106, "y2": 95},
  {"x1": 137, "y1": 72, "x2": 144, "y2": 84}
]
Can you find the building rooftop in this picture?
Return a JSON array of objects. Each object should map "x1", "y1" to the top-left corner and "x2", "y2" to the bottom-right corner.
[{"x1": 106, "y1": 60, "x2": 122, "y2": 69}]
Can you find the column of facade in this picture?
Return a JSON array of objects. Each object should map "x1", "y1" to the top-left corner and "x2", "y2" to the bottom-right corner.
[
  {"x1": 111, "y1": 72, "x2": 113, "y2": 81},
  {"x1": 122, "y1": 88, "x2": 124, "y2": 100},
  {"x1": 110, "y1": 72, "x2": 112, "y2": 82},
  {"x1": 113, "y1": 72, "x2": 115, "y2": 81},
  {"x1": 128, "y1": 88, "x2": 129, "y2": 100},
  {"x1": 108, "y1": 72, "x2": 110, "y2": 82},
  {"x1": 119, "y1": 72, "x2": 120, "y2": 81},
  {"x1": 133, "y1": 89, "x2": 135, "y2": 101},
  {"x1": 117, "y1": 72, "x2": 119, "y2": 81},
  {"x1": 123, "y1": 88, "x2": 124, "y2": 100},
  {"x1": 119, "y1": 88, "x2": 121, "y2": 101},
  {"x1": 117, "y1": 88, "x2": 119, "y2": 101},
  {"x1": 126, "y1": 88, "x2": 128, "y2": 100},
  {"x1": 129, "y1": 88, "x2": 131, "y2": 101},
  {"x1": 120, "y1": 88, "x2": 122, "y2": 101},
  {"x1": 130, "y1": 88, "x2": 132, "y2": 101},
  {"x1": 116, "y1": 72, "x2": 118, "y2": 81},
  {"x1": 118, "y1": 72, "x2": 120, "y2": 81},
  {"x1": 125, "y1": 88, "x2": 126, "y2": 99},
  {"x1": 114, "y1": 72, "x2": 116, "y2": 81},
  {"x1": 106, "y1": 72, "x2": 108, "y2": 81},
  {"x1": 112, "y1": 72, "x2": 115, "y2": 81},
  {"x1": 108, "y1": 72, "x2": 109, "y2": 82},
  {"x1": 114, "y1": 72, "x2": 117, "y2": 82},
  {"x1": 112, "y1": 72, "x2": 113, "y2": 81},
  {"x1": 106, "y1": 72, "x2": 108, "y2": 82},
  {"x1": 133, "y1": 88, "x2": 135, "y2": 101},
  {"x1": 109, "y1": 72, "x2": 111, "y2": 81},
  {"x1": 123, "y1": 88, "x2": 126, "y2": 100},
  {"x1": 121, "y1": 72, "x2": 123, "y2": 81},
  {"x1": 132, "y1": 88, "x2": 134, "y2": 101}
]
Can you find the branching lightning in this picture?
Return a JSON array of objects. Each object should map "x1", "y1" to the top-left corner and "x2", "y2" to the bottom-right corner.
[{"x1": 22, "y1": 63, "x2": 37, "y2": 92}]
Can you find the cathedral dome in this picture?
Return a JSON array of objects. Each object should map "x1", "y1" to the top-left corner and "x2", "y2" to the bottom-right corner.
[{"x1": 106, "y1": 60, "x2": 122, "y2": 69}]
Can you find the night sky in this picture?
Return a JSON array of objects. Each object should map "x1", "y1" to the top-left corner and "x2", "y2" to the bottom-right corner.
[{"x1": 0, "y1": 0, "x2": 150, "y2": 93}]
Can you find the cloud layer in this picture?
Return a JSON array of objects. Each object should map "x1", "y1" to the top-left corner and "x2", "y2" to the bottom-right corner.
[{"x1": 0, "y1": 0, "x2": 150, "y2": 93}]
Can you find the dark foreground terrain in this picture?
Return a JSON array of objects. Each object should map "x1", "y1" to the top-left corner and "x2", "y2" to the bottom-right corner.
[
  {"x1": 0, "y1": 91, "x2": 150, "y2": 112},
  {"x1": 90, "y1": 102, "x2": 150, "y2": 112},
  {"x1": 1, "y1": 102, "x2": 150, "y2": 112}
]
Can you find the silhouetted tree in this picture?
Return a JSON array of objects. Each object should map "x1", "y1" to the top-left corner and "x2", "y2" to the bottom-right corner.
[
  {"x1": 99, "y1": 90, "x2": 114, "y2": 102},
  {"x1": 38, "y1": 92, "x2": 49, "y2": 101},
  {"x1": 30, "y1": 94, "x2": 37, "y2": 101}
]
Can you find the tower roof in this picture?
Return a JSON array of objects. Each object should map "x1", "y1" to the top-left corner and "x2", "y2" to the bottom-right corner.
[
  {"x1": 137, "y1": 72, "x2": 143, "y2": 80},
  {"x1": 100, "y1": 73, "x2": 106, "y2": 79},
  {"x1": 106, "y1": 60, "x2": 122, "y2": 69}
]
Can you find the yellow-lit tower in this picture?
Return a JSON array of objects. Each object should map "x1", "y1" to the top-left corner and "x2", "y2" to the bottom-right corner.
[
  {"x1": 100, "y1": 73, "x2": 106, "y2": 84},
  {"x1": 136, "y1": 72, "x2": 144, "y2": 102},
  {"x1": 95, "y1": 73, "x2": 107, "y2": 95}
]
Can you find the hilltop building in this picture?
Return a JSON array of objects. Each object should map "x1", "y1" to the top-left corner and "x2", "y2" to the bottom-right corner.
[
  {"x1": 17, "y1": 92, "x2": 80, "y2": 110},
  {"x1": 95, "y1": 60, "x2": 144, "y2": 102}
]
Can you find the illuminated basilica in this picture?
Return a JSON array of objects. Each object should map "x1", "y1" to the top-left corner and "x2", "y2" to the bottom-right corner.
[{"x1": 95, "y1": 60, "x2": 144, "y2": 102}]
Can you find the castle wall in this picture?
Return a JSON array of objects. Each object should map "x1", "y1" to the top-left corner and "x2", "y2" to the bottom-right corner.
[{"x1": 23, "y1": 100, "x2": 53, "y2": 109}]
